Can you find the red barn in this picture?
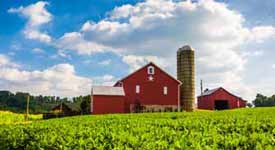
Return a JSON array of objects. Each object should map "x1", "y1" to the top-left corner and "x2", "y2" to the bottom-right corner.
[
  {"x1": 197, "y1": 87, "x2": 246, "y2": 110},
  {"x1": 91, "y1": 62, "x2": 181, "y2": 114}
]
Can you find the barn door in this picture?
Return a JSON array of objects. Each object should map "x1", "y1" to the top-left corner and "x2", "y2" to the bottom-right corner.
[{"x1": 214, "y1": 100, "x2": 229, "y2": 110}]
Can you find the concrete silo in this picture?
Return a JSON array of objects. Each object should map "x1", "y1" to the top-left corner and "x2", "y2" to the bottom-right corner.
[{"x1": 177, "y1": 45, "x2": 195, "y2": 112}]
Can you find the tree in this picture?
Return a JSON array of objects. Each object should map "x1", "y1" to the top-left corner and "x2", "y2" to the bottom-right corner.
[
  {"x1": 80, "y1": 95, "x2": 91, "y2": 114},
  {"x1": 246, "y1": 103, "x2": 253, "y2": 108},
  {"x1": 253, "y1": 93, "x2": 275, "y2": 107}
]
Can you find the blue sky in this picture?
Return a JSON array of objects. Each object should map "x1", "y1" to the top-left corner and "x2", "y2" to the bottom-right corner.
[{"x1": 0, "y1": 0, "x2": 275, "y2": 100}]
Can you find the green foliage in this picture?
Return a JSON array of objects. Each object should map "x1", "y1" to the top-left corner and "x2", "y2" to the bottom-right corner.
[
  {"x1": 0, "y1": 107, "x2": 275, "y2": 149},
  {"x1": 80, "y1": 95, "x2": 91, "y2": 115},
  {"x1": 0, "y1": 90, "x2": 91, "y2": 114},
  {"x1": 253, "y1": 94, "x2": 275, "y2": 107}
]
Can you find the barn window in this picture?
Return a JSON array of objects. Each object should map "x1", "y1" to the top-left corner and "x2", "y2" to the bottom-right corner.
[
  {"x1": 163, "y1": 86, "x2": 168, "y2": 95},
  {"x1": 136, "y1": 85, "x2": 140, "y2": 94},
  {"x1": 147, "y1": 66, "x2": 155, "y2": 75}
]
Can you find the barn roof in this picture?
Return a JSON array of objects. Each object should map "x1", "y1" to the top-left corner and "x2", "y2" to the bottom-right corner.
[
  {"x1": 200, "y1": 88, "x2": 220, "y2": 96},
  {"x1": 52, "y1": 102, "x2": 81, "y2": 112},
  {"x1": 198, "y1": 87, "x2": 246, "y2": 102},
  {"x1": 115, "y1": 62, "x2": 181, "y2": 85},
  {"x1": 92, "y1": 86, "x2": 125, "y2": 96}
]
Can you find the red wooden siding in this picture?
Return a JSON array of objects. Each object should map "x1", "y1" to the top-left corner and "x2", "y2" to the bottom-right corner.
[
  {"x1": 92, "y1": 95, "x2": 125, "y2": 114},
  {"x1": 115, "y1": 63, "x2": 181, "y2": 113},
  {"x1": 197, "y1": 88, "x2": 246, "y2": 110}
]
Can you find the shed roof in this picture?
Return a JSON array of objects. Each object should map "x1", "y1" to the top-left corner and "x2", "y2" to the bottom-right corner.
[
  {"x1": 92, "y1": 86, "x2": 125, "y2": 96},
  {"x1": 201, "y1": 88, "x2": 220, "y2": 96},
  {"x1": 52, "y1": 102, "x2": 81, "y2": 112},
  {"x1": 198, "y1": 87, "x2": 246, "y2": 102}
]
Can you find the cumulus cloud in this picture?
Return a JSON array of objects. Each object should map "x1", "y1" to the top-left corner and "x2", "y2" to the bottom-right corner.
[
  {"x1": 32, "y1": 48, "x2": 44, "y2": 54},
  {"x1": 92, "y1": 74, "x2": 117, "y2": 86},
  {"x1": 8, "y1": 1, "x2": 52, "y2": 43},
  {"x1": 56, "y1": 32, "x2": 109, "y2": 55},
  {"x1": 249, "y1": 26, "x2": 275, "y2": 43},
  {"x1": 0, "y1": 54, "x2": 92, "y2": 97},
  {"x1": 98, "y1": 59, "x2": 111, "y2": 65},
  {"x1": 122, "y1": 55, "x2": 168, "y2": 72},
  {"x1": 0, "y1": 54, "x2": 20, "y2": 68}
]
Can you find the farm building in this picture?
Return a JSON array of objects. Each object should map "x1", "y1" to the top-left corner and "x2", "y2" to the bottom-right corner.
[
  {"x1": 51, "y1": 102, "x2": 81, "y2": 115},
  {"x1": 43, "y1": 102, "x2": 81, "y2": 119},
  {"x1": 92, "y1": 86, "x2": 125, "y2": 114},
  {"x1": 91, "y1": 62, "x2": 181, "y2": 114},
  {"x1": 197, "y1": 87, "x2": 246, "y2": 110}
]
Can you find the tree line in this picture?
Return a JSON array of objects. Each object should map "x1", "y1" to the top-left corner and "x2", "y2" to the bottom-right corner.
[
  {"x1": 252, "y1": 94, "x2": 275, "y2": 107},
  {"x1": 0, "y1": 90, "x2": 90, "y2": 114}
]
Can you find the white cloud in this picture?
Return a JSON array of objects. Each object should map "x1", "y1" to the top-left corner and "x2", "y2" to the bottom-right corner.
[
  {"x1": 8, "y1": 1, "x2": 52, "y2": 43},
  {"x1": 81, "y1": 21, "x2": 94, "y2": 32},
  {"x1": 0, "y1": 59, "x2": 92, "y2": 97},
  {"x1": 122, "y1": 55, "x2": 168, "y2": 72},
  {"x1": 56, "y1": 32, "x2": 109, "y2": 55},
  {"x1": 24, "y1": 29, "x2": 52, "y2": 43},
  {"x1": 0, "y1": 54, "x2": 20, "y2": 68},
  {"x1": 32, "y1": 48, "x2": 44, "y2": 54},
  {"x1": 272, "y1": 64, "x2": 275, "y2": 69},
  {"x1": 98, "y1": 59, "x2": 111, "y2": 65},
  {"x1": 93, "y1": 74, "x2": 116, "y2": 86},
  {"x1": 249, "y1": 26, "x2": 275, "y2": 43},
  {"x1": 242, "y1": 50, "x2": 264, "y2": 57}
]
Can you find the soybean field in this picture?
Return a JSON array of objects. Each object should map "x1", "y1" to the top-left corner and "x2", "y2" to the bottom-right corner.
[{"x1": 0, "y1": 108, "x2": 275, "y2": 149}]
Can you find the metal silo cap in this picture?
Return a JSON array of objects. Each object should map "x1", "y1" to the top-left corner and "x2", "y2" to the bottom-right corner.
[{"x1": 178, "y1": 45, "x2": 194, "y2": 51}]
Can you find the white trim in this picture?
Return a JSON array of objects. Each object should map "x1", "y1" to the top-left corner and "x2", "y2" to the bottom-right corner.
[
  {"x1": 136, "y1": 85, "x2": 140, "y2": 94},
  {"x1": 163, "y1": 86, "x2": 168, "y2": 95}
]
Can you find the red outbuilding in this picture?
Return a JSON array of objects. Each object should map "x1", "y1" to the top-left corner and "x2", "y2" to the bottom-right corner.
[
  {"x1": 197, "y1": 87, "x2": 246, "y2": 110},
  {"x1": 91, "y1": 86, "x2": 125, "y2": 114},
  {"x1": 91, "y1": 62, "x2": 181, "y2": 114}
]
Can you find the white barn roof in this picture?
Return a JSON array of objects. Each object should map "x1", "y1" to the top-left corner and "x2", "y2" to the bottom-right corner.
[{"x1": 92, "y1": 86, "x2": 125, "y2": 96}]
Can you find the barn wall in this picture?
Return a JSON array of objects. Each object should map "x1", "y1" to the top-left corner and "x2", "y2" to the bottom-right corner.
[
  {"x1": 198, "y1": 88, "x2": 246, "y2": 110},
  {"x1": 117, "y1": 63, "x2": 180, "y2": 112},
  {"x1": 198, "y1": 95, "x2": 213, "y2": 110},
  {"x1": 92, "y1": 95, "x2": 125, "y2": 114}
]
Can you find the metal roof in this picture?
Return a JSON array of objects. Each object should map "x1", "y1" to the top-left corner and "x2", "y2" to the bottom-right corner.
[
  {"x1": 200, "y1": 88, "x2": 220, "y2": 96},
  {"x1": 92, "y1": 86, "x2": 125, "y2": 96},
  {"x1": 199, "y1": 87, "x2": 246, "y2": 102},
  {"x1": 178, "y1": 45, "x2": 194, "y2": 51}
]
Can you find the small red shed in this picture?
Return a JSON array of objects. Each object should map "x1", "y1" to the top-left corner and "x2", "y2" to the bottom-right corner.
[
  {"x1": 197, "y1": 87, "x2": 246, "y2": 110},
  {"x1": 91, "y1": 86, "x2": 125, "y2": 114}
]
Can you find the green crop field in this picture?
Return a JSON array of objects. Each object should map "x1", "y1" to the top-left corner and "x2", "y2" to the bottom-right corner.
[
  {"x1": 0, "y1": 111, "x2": 42, "y2": 125},
  {"x1": 0, "y1": 108, "x2": 275, "y2": 150}
]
